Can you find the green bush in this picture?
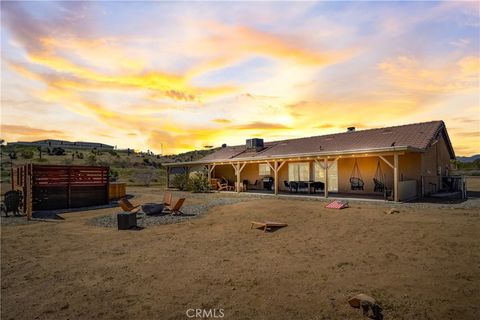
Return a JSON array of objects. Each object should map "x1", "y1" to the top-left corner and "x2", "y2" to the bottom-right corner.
[
  {"x1": 20, "y1": 150, "x2": 34, "y2": 159},
  {"x1": 172, "y1": 174, "x2": 188, "y2": 191},
  {"x1": 187, "y1": 173, "x2": 211, "y2": 193},
  {"x1": 109, "y1": 169, "x2": 119, "y2": 182}
]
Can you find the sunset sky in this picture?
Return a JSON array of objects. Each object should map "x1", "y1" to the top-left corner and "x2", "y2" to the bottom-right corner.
[{"x1": 1, "y1": 1, "x2": 479, "y2": 155}]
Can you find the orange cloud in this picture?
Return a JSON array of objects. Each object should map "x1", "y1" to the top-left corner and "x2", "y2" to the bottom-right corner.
[
  {"x1": 213, "y1": 119, "x2": 231, "y2": 124},
  {"x1": 1, "y1": 124, "x2": 67, "y2": 141},
  {"x1": 187, "y1": 20, "x2": 356, "y2": 77},
  {"x1": 232, "y1": 122, "x2": 290, "y2": 130}
]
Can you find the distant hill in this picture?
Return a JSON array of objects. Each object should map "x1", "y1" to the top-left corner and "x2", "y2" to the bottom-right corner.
[
  {"x1": 456, "y1": 154, "x2": 480, "y2": 162},
  {"x1": 0, "y1": 144, "x2": 217, "y2": 186}
]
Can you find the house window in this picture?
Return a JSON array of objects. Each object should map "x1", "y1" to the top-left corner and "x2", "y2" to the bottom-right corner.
[
  {"x1": 259, "y1": 163, "x2": 271, "y2": 176},
  {"x1": 314, "y1": 161, "x2": 338, "y2": 192},
  {"x1": 288, "y1": 162, "x2": 309, "y2": 181}
]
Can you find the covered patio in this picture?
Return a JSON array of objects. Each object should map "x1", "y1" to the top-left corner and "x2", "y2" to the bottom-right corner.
[{"x1": 166, "y1": 150, "x2": 413, "y2": 202}]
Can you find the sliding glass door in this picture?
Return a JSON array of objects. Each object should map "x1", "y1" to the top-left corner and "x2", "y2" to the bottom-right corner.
[
  {"x1": 288, "y1": 162, "x2": 309, "y2": 181},
  {"x1": 314, "y1": 161, "x2": 338, "y2": 192}
]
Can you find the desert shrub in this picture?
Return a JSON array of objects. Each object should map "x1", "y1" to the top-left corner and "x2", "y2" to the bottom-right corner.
[
  {"x1": 20, "y1": 150, "x2": 34, "y2": 159},
  {"x1": 171, "y1": 174, "x2": 188, "y2": 191},
  {"x1": 50, "y1": 147, "x2": 65, "y2": 155},
  {"x1": 112, "y1": 159, "x2": 129, "y2": 168},
  {"x1": 63, "y1": 158, "x2": 73, "y2": 165},
  {"x1": 108, "y1": 150, "x2": 118, "y2": 156},
  {"x1": 135, "y1": 170, "x2": 155, "y2": 187},
  {"x1": 109, "y1": 169, "x2": 119, "y2": 182},
  {"x1": 85, "y1": 154, "x2": 96, "y2": 165},
  {"x1": 187, "y1": 173, "x2": 210, "y2": 193},
  {"x1": 97, "y1": 160, "x2": 110, "y2": 167}
]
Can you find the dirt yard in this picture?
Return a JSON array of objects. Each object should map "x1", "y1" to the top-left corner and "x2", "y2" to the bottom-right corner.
[{"x1": 1, "y1": 187, "x2": 479, "y2": 320}]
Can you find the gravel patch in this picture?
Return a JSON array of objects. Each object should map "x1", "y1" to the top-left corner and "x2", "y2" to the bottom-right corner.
[
  {"x1": 1, "y1": 215, "x2": 38, "y2": 226},
  {"x1": 87, "y1": 197, "x2": 247, "y2": 228}
]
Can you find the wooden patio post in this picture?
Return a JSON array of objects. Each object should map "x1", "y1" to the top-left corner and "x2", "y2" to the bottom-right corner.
[
  {"x1": 394, "y1": 154, "x2": 399, "y2": 202},
  {"x1": 324, "y1": 158, "x2": 329, "y2": 198},
  {"x1": 231, "y1": 162, "x2": 246, "y2": 192},
  {"x1": 236, "y1": 162, "x2": 241, "y2": 193},
  {"x1": 274, "y1": 160, "x2": 278, "y2": 195}
]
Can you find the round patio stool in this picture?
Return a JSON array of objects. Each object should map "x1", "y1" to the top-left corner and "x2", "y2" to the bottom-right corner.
[{"x1": 141, "y1": 203, "x2": 164, "y2": 215}]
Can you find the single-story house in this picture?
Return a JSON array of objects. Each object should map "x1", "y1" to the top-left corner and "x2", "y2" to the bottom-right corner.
[{"x1": 164, "y1": 121, "x2": 457, "y2": 201}]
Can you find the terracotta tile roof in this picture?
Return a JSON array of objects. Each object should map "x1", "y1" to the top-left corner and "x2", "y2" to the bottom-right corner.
[{"x1": 194, "y1": 121, "x2": 454, "y2": 163}]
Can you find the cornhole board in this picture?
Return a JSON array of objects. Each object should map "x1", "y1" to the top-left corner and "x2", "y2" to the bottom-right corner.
[
  {"x1": 250, "y1": 221, "x2": 287, "y2": 232},
  {"x1": 325, "y1": 200, "x2": 349, "y2": 209}
]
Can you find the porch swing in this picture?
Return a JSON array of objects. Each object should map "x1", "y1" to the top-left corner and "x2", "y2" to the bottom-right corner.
[
  {"x1": 349, "y1": 158, "x2": 364, "y2": 190},
  {"x1": 373, "y1": 160, "x2": 386, "y2": 192},
  {"x1": 373, "y1": 160, "x2": 393, "y2": 199}
]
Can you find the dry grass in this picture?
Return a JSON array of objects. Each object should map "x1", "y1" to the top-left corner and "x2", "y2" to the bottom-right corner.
[
  {"x1": 466, "y1": 176, "x2": 480, "y2": 192},
  {"x1": 1, "y1": 187, "x2": 479, "y2": 319}
]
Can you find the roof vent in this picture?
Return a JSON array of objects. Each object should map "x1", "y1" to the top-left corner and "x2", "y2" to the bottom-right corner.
[
  {"x1": 347, "y1": 127, "x2": 356, "y2": 132},
  {"x1": 246, "y1": 138, "x2": 264, "y2": 151},
  {"x1": 221, "y1": 143, "x2": 227, "y2": 148}
]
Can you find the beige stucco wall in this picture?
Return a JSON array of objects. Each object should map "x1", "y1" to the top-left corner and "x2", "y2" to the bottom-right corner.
[
  {"x1": 420, "y1": 133, "x2": 453, "y2": 194},
  {"x1": 338, "y1": 157, "x2": 390, "y2": 194}
]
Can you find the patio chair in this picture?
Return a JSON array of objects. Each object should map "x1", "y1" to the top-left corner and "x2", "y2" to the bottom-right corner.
[
  {"x1": 2, "y1": 190, "x2": 23, "y2": 217},
  {"x1": 374, "y1": 179, "x2": 393, "y2": 200},
  {"x1": 312, "y1": 181, "x2": 325, "y2": 193},
  {"x1": 284, "y1": 181, "x2": 298, "y2": 192},
  {"x1": 118, "y1": 198, "x2": 144, "y2": 225},
  {"x1": 217, "y1": 180, "x2": 234, "y2": 191},
  {"x1": 350, "y1": 177, "x2": 364, "y2": 191},
  {"x1": 297, "y1": 181, "x2": 308, "y2": 193},
  {"x1": 220, "y1": 177, "x2": 235, "y2": 188},
  {"x1": 162, "y1": 192, "x2": 172, "y2": 206},
  {"x1": 248, "y1": 180, "x2": 260, "y2": 190},
  {"x1": 163, "y1": 198, "x2": 186, "y2": 215},
  {"x1": 119, "y1": 198, "x2": 140, "y2": 214},
  {"x1": 373, "y1": 178, "x2": 385, "y2": 193}
]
